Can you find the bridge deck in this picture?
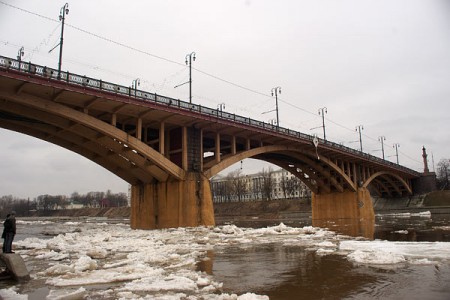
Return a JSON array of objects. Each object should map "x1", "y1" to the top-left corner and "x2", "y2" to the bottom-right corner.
[{"x1": 0, "y1": 55, "x2": 419, "y2": 180}]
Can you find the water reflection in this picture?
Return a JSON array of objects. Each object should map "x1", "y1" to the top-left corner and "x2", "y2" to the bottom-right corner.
[
  {"x1": 200, "y1": 245, "x2": 378, "y2": 300},
  {"x1": 312, "y1": 218, "x2": 375, "y2": 239},
  {"x1": 209, "y1": 214, "x2": 450, "y2": 299}
]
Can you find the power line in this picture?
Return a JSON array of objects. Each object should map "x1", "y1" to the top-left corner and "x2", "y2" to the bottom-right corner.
[{"x1": 0, "y1": 1, "x2": 57, "y2": 23}]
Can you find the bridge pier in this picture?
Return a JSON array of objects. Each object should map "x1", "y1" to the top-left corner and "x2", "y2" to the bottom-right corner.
[
  {"x1": 130, "y1": 173, "x2": 215, "y2": 229},
  {"x1": 312, "y1": 187, "x2": 375, "y2": 237}
]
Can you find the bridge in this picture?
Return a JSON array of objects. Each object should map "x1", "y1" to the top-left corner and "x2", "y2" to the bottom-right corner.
[{"x1": 0, "y1": 55, "x2": 432, "y2": 230}]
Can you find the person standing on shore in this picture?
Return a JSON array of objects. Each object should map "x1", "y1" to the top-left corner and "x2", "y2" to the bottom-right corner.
[
  {"x1": 2, "y1": 212, "x2": 16, "y2": 253},
  {"x1": 1, "y1": 214, "x2": 10, "y2": 253}
]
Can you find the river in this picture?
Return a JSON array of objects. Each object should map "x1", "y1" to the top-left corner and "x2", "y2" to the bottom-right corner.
[{"x1": 0, "y1": 210, "x2": 449, "y2": 299}]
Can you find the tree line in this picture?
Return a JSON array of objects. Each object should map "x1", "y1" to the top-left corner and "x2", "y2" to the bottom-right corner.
[
  {"x1": 437, "y1": 158, "x2": 450, "y2": 190},
  {"x1": 0, "y1": 190, "x2": 128, "y2": 217}
]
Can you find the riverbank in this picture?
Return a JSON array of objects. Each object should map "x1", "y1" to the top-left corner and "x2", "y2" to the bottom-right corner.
[{"x1": 25, "y1": 191, "x2": 450, "y2": 219}]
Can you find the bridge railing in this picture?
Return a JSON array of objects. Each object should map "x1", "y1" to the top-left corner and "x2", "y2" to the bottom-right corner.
[{"x1": 0, "y1": 55, "x2": 419, "y2": 175}]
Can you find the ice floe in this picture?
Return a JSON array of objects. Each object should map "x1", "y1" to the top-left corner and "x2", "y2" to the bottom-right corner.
[
  {"x1": 377, "y1": 211, "x2": 432, "y2": 218},
  {"x1": 2, "y1": 220, "x2": 449, "y2": 299},
  {"x1": 340, "y1": 240, "x2": 450, "y2": 265}
]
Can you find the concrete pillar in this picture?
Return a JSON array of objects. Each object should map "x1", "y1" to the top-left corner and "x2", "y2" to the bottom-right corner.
[
  {"x1": 311, "y1": 187, "x2": 375, "y2": 238},
  {"x1": 245, "y1": 138, "x2": 250, "y2": 150},
  {"x1": 200, "y1": 129, "x2": 204, "y2": 171},
  {"x1": 111, "y1": 113, "x2": 117, "y2": 126},
  {"x1": 231, "y1": 136, "x2": 236, "y2": 155},
  {"x1": 136, "y1": 118, "x2": 142, "y2": 140},
  {"x1": 130, "y1": 172, "x2": 215, "y2": 229},
  {"x1": 159, "y1": 122, "x2": 165, "y2": 155},
  {"x1": 182, "y1": 126, "x2": 188, "y2": 171},
  {"x1": 215, "y1": 132, "x2": 220, "y2": 163},
  {"x1": 165, "y1": 129, "x2": 170, "y2": 159}
]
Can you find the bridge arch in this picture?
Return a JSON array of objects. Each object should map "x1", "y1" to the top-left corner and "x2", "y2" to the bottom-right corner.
[
  {"x1": 363, "y1": 171, "x2": 412, "y2": 196},
  {"x1": 204, "y1": 145, "x2": 357, "y2": 194},
  {"x1": 204, "y1": 145, "x2": 290, "y2": 178},
  {"x1": 0, "y1": 90, "x2": 185, "y2": 183}
]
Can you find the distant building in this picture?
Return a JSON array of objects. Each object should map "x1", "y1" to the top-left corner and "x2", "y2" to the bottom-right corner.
[
  {"x1": 210, "y1": 168, "x2": 311, "y2": 203},
  {"x1": 68, "y1": 202, "x2": 84, "y2": 209}
]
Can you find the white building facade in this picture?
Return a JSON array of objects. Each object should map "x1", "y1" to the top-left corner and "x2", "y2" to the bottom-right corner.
[{"x1": 210, "y1": 168, "x2": 311, "y2": 203}]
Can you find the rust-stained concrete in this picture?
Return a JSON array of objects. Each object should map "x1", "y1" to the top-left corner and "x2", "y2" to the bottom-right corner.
[{"x1": 130, "y1": 172, "x2": 215, "y2": 229}]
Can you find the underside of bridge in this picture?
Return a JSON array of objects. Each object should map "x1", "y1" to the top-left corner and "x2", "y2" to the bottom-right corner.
[{"x1": 0, "y1": 58, "x2": 421, "y2": 230}]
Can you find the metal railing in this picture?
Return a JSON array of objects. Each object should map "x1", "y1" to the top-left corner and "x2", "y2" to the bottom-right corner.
[{"x1": 0, "y1": 55, "x2": 419, "y2": 176}]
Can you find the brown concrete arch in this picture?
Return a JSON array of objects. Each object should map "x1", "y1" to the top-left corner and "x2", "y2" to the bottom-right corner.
[
  {"x1": 204, "y1": 145, "x2": 357, "y2": 194},
  {"x1": 363, "y1": 171, "x2": 412, "y2": 195},
  {"x1": 0, "y1": 90, "x2": 185, "y2": 182},
  {"x1": 204, "y1": 145, "x2": 293, "y2": 178}
]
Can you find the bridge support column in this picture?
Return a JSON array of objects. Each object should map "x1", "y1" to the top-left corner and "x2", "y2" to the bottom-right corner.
[
  {"x1": 130, "y1": 172, "x2": 215, "y2": 229},
  {"x1": 312, "y1": 187, "x2": 375, "y2": 238}
]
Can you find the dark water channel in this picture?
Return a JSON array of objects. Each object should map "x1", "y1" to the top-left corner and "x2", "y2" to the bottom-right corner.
[{"x1": 210, "y1": 212, "x2": 450, "y2": 299}]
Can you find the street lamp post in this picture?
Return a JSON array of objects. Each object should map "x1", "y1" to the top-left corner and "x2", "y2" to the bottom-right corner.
[
  {"x1": 378, "y1": 136, "x2": 386, "y2": 159},
  {"x1": 393, "y1": 143, "x2": 400, "y2": 164},
  {"x1": 355, "y1": 125, "x2": 364, "y2": 152},
  {"x1": 271, "y1": 86, "x2": 281, "y2": 129},
  {"x1": 217, "y1": 103, "x2": 225, "y2": 111},
  {"x1": 185, "y1": 52, "x2": 196, "y2": 103},
  {"x1": 17, "y1": 46, "x2": 24, "y2": 70},
  {"x1": 318, "y1": 107, "x2": 327, "y2": 140},
  {"x1": 217, "y1": 103, "x2": 225, "y2": 117},
  {"x1": 57, "y1": 3, "x2": 69, "y2": 79},
  {"x1": 132, "y1": 78, "x2": 140, "y2": 96}
]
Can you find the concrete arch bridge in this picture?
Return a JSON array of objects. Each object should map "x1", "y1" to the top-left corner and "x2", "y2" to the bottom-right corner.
[{"x1": 0, "y1": 55, "x2": 425, "y2": 230}]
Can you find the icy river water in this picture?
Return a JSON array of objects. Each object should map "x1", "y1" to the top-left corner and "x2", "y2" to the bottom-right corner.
[{"x1": 1, "y1": 210, "x2": 450, "y2": 300}]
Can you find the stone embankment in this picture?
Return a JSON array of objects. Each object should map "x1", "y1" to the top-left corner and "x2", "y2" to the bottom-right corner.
[{"x1": 373, "y1": 190, "x2": 450, "y2": 214}]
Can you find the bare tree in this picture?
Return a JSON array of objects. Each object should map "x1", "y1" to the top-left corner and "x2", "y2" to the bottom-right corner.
[
  {"x1": 279, "y1": 171, "x2": 289, "y2": 199},
  {"x1": 437, "y1": 158, "x2": 450, "y2": 190},
  {"x1": 227, "y1": 169, "x2": 247, "y2": 202},
  {"x1": 36, "y1": 195, "x2": 66, "y2": 210},
  {"x1": 107, "y1": 191, "x2": 128, "y2": 207},
  {"x1": 259, "y1": 167, "x2": 275, "y2": 201},
  {"x1": 85, "y1": 191, "x2": 105, "y2": 207},
  {"x1": 285, "y1": 176, "x2": 301, "y2": 198}
]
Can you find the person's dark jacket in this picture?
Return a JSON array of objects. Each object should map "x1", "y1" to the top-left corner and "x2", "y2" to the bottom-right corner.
[{"x1": 3, "y1": 216, "x2": 16, "y2": 235}]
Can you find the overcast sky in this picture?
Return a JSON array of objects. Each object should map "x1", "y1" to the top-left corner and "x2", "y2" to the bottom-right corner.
[{"x1": 1, "y1": 0, "x2": 449, "y2": 199}]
